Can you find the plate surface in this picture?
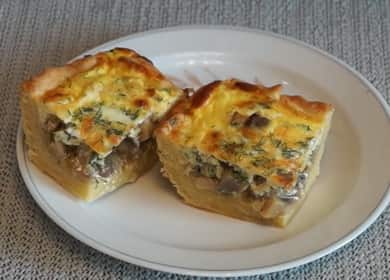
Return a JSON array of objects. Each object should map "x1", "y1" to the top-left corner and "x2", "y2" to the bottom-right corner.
[{"x1": 17, "y1": 26, "x2": 390, "y2": 277}]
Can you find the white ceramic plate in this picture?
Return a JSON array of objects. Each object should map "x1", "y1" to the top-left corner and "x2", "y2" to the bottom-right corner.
[{"x1": 17, "y1": 26, "x2": 390, "y2": 277}]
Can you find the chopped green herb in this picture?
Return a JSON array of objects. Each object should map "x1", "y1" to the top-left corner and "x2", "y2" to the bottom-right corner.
[
  {"x1": 204, "y1": 164, "x2": 217, "y2": 178},
  {"x1": 297, "y1": 123, "x2": 312, "y2": 131},
  {"x1": 122, "y1": 109, "x2": 140, "y2": 120},
  {"x1": 276, "y1": 168, "x2": 292, "y2": 176},
  {"x1": 296, "y1": 141, "x2": 308, "y2": 148},
  {"x1": 271, "y1": 138, "x2": 283, "y2": 148},
  {"x1": 281, "y1": 148, "x2": 301, "y2": 159},
  {"x1": 269, "y1": 133, "x2": 288, "y2": 149},
  {"x1": 94, "y1": 177, "x2": 99, "y2": 188},
  {"x1": 220, "y1": 141, "x2": 245, "y2": 155},
  {"x1": 253, "y1": 142, "x2": 265, "y2": 152},
  {"x1": 82, "y1": 107, "x2": 94, "y2": 112},
  {"x1": 70, "y1": 106, "x2": 97, "y2": 121},
  {"x1": 92, "y1": 106, "x2": 112, "y2": 127},
  {"x1": 296, "y1": 137, "x2": 313, "y2": 148},
  {"x1": 251, "y1": 158, "x2": 271, "y2": 167},
  {"x1": 71, "y1": 110, "x2": 83, "y2": 121},
  {"x1": 153, "y1": 95, "x2": 163, "y2": 102},
  {"x1": 168, "y1": 117, "x2": 177, "y2": 126},
  {"x1": 231, "y1": 169, "x2": 248, "y2": 183},
  {"x1": 94, "y1": 117, "x2": 111, "y2": 127}
]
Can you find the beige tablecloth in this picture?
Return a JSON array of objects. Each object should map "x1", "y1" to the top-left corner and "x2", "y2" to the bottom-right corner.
[{"x1": 1, "y1": 0, "x2": 389, "y2": 279}]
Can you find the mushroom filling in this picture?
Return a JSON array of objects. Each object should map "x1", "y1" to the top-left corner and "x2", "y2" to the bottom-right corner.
[
  {"x1": 185, "y1": 149, "x2": 313, "y2": 200},
  {"x1": 230, "y1": 112, "x2": 270, "y2": 128},
  {"x1": 44, "y1": 114, "x2": 145, "y2": 181}
]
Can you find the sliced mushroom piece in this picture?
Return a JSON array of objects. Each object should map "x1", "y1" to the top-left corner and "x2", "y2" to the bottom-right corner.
[
  {"x1": 63, "y1": 144, "x2": 78, "y2": 157},
  {"x1": 202, "y1": 162, "x2": 223, "y2": 179},
  {"x1": 244, "y1": 113, "x2": 270, "y2": 128},
  {"x1": 253, "y1": 175, "x2": 266, "y2": 185},
  {"x1": 230, "y1": 112, "x2": 247, "y2": 126},
  {"x1": 138, "y1": 117, "x2": 155, "y2": 142},
  {"x1": 189, "y1": 165, "x2": 202, "y2": 177},
  {"x1": 217, "y1": 170, "x2": 249, "y2": 195},
  {"x1": 86, "y1": 152, "x2": 116, "y2": 179},
  {"x1": 116, "y1": 138, "x2": 139, "y2": 158},
  {"x1": 95, "y1": 157, "x2": 114, "y2": 178},
  {"x1": 45, "y1": 115, "x2": 64, "y2": 133},
  {"x1": 77, "y1": 144, "x2": 94, "y2": 166}
]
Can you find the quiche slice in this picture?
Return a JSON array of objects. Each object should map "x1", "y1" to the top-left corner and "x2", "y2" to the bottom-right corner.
[
  {"x1": 21, "y1": 48, "x2": 183, "y2": 201},
  {"x1": 155, "y1": 79, "x2": 334, "y2": 227}
]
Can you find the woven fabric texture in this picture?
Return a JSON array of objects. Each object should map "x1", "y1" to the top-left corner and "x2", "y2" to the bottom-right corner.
[{"x1": 1, "y1": 0, "x2": 389, "y2": 279}]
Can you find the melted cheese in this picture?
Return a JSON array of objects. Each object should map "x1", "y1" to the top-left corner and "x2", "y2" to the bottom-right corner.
[
  {"x1": 40, "y1": 49, "x2": 182, "y2": 156},
  {"x1": 160, "y1": 79, "x2": 334, "y2": 189}
]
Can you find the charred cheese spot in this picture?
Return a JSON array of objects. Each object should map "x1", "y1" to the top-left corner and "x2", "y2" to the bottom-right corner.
[
  {"x1": 80, "y1": 117, "x2": 93, "y2": 136},
  {"x1": 146, "y1": 89, "x2": 155, "y2": 97},
  {"x1": 108, "y1": 134, "x2": 121, "y2": 145},
  {"x1": 202, "y1": 130, "x2": 222, "y2": 153},
  {"x1": 209, "y1": 130, "x2": 221, "y2": 139},
  {"x1": 235, "y1": 100, "x2": 257, "y2": 109},
  {"x1": 133, "y1": 98, "x2": 149, "y2": 108},
  {"x1": 241, "y1": 127, "x2": 258, "y2": 140},
  {"x1": 117, "y1": 56, "x2": 163, "y2": 80},
  {"x1": 42, "y1": 90, "x2": 68, "y2": 103},
  {"x1": 273, "y1": 170, "x2": 296, "y2": 188},
  {"x1": 234, "y1": 81, "x2": 259, "y2": 92},
  {"x1": 191, "y1": 80, "x2": 221, "y2": 109}
]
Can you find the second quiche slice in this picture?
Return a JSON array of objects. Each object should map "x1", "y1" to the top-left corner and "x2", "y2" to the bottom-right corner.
[
  {"x1": 155, "y1": 79, "x2": 334, "y2": 227},
  {"x1": 21, "y1": 48, "x2": 182, "y2": 201}
]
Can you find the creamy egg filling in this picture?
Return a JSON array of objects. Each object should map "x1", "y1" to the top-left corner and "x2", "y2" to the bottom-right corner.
[{"x1": 184, "y1": 132, "x2": 322, "y2": 201}]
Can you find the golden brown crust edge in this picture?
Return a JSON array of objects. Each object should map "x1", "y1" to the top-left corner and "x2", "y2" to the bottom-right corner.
[
  {"x1": 22, "y1": 55, "x2": 97, "y2": 99},
  {"x1": 156, "y1": 79, "x2": 334, "y2": 136},
  {"x1": 279, "y1": 95, "x2": 334, "y2": 122},
  {"x1": 21, "y1": 48, "x2": 160, "y2": 99}
]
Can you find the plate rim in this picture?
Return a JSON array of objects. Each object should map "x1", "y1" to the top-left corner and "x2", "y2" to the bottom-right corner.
[{"x1": 17, "y1": 25, "x2": 390, "y2": 277}]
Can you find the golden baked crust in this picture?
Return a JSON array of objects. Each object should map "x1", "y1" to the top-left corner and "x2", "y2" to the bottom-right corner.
[
  {"x1": 155, "y1": 79, "x2": 334, "y2": 227},
  {"x1": 21, "y1": 48, "x2": 182, "y2": 201}
]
